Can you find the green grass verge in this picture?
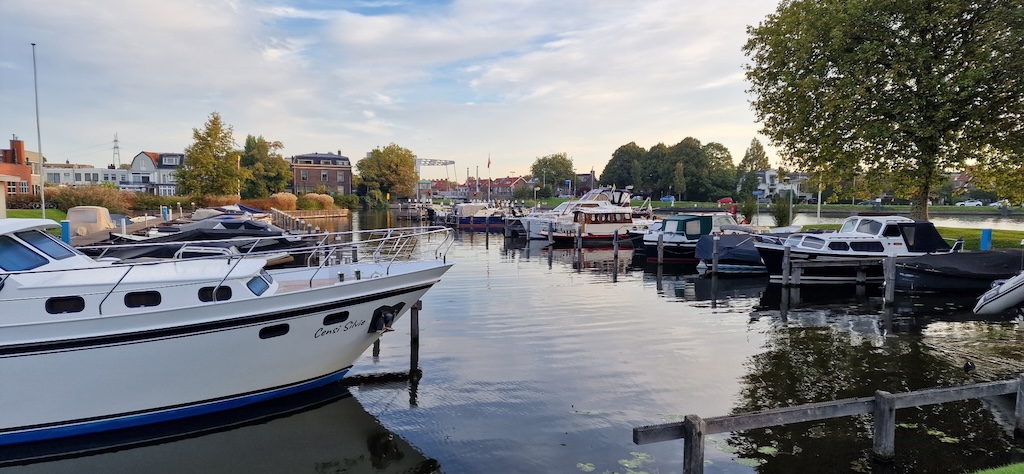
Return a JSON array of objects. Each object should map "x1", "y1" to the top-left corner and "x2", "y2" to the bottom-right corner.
[
  {"x1": 5, "y1": 209, "x2": 68, "y2": 221},
  {"x1": 973, "y1": 464, "x2": 1024, "y2": 474}
]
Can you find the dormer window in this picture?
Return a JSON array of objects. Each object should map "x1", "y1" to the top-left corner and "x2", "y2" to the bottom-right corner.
[{"x1": 162, "y1": 156, "x2": 180, "y2": 166}]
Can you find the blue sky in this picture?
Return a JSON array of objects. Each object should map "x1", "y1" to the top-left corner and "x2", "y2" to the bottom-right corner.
[{"x1": 0, "y1": 0, "x2": 781, "y2": 181}]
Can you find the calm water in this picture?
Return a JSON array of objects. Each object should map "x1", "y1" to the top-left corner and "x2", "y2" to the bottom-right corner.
[{"x1": 5, "y1": 210, "x2": 1024, "y2": 473}]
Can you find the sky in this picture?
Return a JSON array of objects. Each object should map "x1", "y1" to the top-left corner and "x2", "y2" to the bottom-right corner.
[{"x1": 0, "y1": 0, "x2": 781, "y2": 182}]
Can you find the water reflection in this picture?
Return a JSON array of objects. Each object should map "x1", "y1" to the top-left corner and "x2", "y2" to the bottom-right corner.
[{"x1": 0, "y1": 383, "x2": 438, "y2": 474}]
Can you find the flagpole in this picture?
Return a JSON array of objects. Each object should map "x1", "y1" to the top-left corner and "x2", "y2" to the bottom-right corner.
[
  {"x1": 31, "y1": 43, "x2": 46, "y2": 219},
  {"x1": 487, "y1": 153, "x2": 491, "y2": 202}
]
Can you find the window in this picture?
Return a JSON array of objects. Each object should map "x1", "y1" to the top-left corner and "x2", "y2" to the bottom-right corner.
[
  {"x1": 74, "y1": 173, "x2": 82, "y2": 181},
  {"x1": 321, "y1": 170, "x2": 328, "y2": 181},
  {"x1": 0, "y1": 235, "x2": 48, "y2": 271},
  {"x1": 849, "y1": 241, "x2": 885, "y2": 252},
  {"x1": 882, "y1": 225, "x2": 901, "y2": 237},
  {"x1": 337, "y1": 171, "x2": 344, "y2": 183},
  {"x1": 162, "y1": 156, "x2": 180, "y2": 166},
  {"x1": 7, "y1": 182, "x2": 16, "y2": 194},
  {"x1": 259, "y1": 324, "x2": 289, "y2": 339},
  {"x1": 125, "y1": 291, "x2": 162, "y2": 308},
  {"x1": 46, "y1": 296, "x2": 85, "y2": 314},
  {"x1": 247, "y1": 276, "x2": 270, "y2": 296},
  {"x1": 802, "y1": 236, "x2": 825, "y2": 249},
  {"x1": 323, "y1": 311, "x2": 350, "y2": 325},
  {"x1": 16, "y1": 231, "x2": 77, "y2": 260},
  {"x1": 199, "y1": 286, "x2": 232, "y2": 302},
  {"x1": 301, "y1": 170, "x2": 308, "y2": 181},
  {"x1": 18, "y1": 181, "x2": 28, "y2": 193},
  {"x1": 828, "y1": 242, "x2": 850, "y2": 251}
]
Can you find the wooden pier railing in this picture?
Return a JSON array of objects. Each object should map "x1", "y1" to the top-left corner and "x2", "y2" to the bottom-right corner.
[{"x1": 633, "y1": 375, "x2": 1024, "y2": 473}]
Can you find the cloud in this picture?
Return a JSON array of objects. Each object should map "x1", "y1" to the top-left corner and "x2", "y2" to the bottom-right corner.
[{"x1": 0, "y1": 0, "x2": 780, "y2": 178}]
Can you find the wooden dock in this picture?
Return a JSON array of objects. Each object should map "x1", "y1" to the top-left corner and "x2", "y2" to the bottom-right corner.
[{"x1": 633, "y1": 374, "x2": 1024, "y2": 473}]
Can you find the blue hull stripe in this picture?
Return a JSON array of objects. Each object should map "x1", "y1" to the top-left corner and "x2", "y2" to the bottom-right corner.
[{"x1": 1, "y1": 368, "x2": 350, "y2": 445}]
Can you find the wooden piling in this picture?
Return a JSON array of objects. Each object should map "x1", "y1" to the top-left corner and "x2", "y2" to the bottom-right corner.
[
  {"x1": 872, "y1": 390, "x2": 896, "y2": 462},
  {"x1": 883, "y1": 257, "x2": 896, "y2": 304},
  {"x1": 657, "y1": 233, "x2": 665, "y2": 265},
  {"x1": 781, "y1": 245, "x2": 792, "y2": 286},
  {"x1": 683, "y1": 415, "x2": 706, "y2": 474},
  {"x1": 711, "y1": 235, "x2": 720, "y2": 276}
]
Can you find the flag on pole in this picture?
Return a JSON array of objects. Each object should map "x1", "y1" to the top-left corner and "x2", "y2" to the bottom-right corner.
[{"x1": 487, "y1": 154, "x2": 491, "y2": 169}]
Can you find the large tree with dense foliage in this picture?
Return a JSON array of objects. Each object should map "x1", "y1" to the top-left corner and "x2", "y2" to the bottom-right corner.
[
  {"x1": 599, "y1": 142, "x2": 645, "y2": 189},
  {"x1": 744, "y1": 0, "x2": 1024, "y2": 220},
  {"x1": 737, "y1": 138, "x2": 770, "y2": 198},
  {"x1": 356, "y1": 143, "x2": 417, "y2": 199},
  {"x1": 240, "y1": 135, "x2": 292, "y2": 199},
  {"x1": 530, "y1": 152, "x2": 575, "y2": 195},
  {"x1": 177, "y1": 112, "x2": 249, "y2": 196}
]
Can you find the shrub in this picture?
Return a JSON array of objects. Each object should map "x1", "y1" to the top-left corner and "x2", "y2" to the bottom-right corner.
[
  {"x1": 297, "y1": 193, "x2": 335, "y2": 210},
  {"x1": 47, "y1": 185, "x2": 130, "y2": 214},
  {"x1": 333, "y1": 194, "x2": 359, "y2": 210},
  {"x1": 268, "y1": 192, "x2": 298, "y2": 210}
]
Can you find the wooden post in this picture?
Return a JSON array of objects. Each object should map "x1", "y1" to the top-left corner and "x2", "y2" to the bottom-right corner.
[
  {"x1": 872, "y1": 390, "x2": 896, "y2": 462},
  {"x1": 781, "y1": 245, "x2": 792, "y2": 286},
  {"x1": 683, "y1": 415, "x2": 707, "y2": 474},
  {"x1": 711, "y1": 235, "x2": 720, "y2": 276},
  {"x1": 657, "y1": 233, "x2": 665, "y2": 266},
  {"x1": 410, "y1": 300, "x2": 421, "y2": 375},
  {"x1": 613, "y1": 231, "x2": 620, "y2": 282},
  {"x1": 548, "y1": 221, "x2": 554, "y2": 245},
  {"x1": 575, "y1": 224, "x2": 582, "y2": 272},
  {"x1": 1016, "y1": 374, "x2": 1024, "y2": 437},
  {"x1": 883, "y1": 257, "x2": 896, "y2": 304}
]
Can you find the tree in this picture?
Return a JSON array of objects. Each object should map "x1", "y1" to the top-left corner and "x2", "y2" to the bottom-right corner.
[
  {"x1": 530, "y1": 153, "x2": 575, "y2": 195},
  {"x1": 599, "y1": 142, "x2": 645, "y2": 188},
  {"x1": 738, "y1": 138, "x2": 770, "y2": 197},
  {"x1": 744, "y1": 0, "x2": 1024, "y2": 220},
  {"x1": 177, "y1": 112, "x2": 249, "y2": 196},
  {"x1": 240, "y1": 135, "x2": 292, "y2": 199},
  {"x1": 356, "y1": 143, "x2": 417, "y2": 200},
  {"x1": 701, "y1": 142, "x2": 738, "y2": 200}
]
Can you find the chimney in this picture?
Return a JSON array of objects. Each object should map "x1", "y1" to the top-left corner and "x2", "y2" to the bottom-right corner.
[{"x1": 10, "y1": 139, "x2": 26, "y2": 166}]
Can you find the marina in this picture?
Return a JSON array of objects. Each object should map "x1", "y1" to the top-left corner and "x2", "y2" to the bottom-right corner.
[{"x1": 4, "y1": 210, "x2": 1024, "y2": 472}]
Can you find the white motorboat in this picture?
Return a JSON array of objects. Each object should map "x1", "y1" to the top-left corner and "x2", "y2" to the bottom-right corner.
[
  {"x1": 0, "y1": 218, "x2": 453, "y2": 445},
  {"x1": 753, "y1": 215, "x2": 957, "y2": 283},
  {"x1": 638, "y1": 212, "x2": 740, "y2": 264},
  {"x1": 519, "y1": 188, "x2": 643, "y2": 239},
  {"x1": 974, "y1": 271, "x2": 1024, "y2": 315},
  {"x1": 535, "y1": 207, "x2": 642, "y2": 247}
]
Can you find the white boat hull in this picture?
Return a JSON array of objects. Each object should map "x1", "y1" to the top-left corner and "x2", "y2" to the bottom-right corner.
[
  {"x1": 974, "y1": 271, "x2": 1024, "y2": 315},
  {"x1": 0, "y1": 261, "x2": 450, "y2": 444}
]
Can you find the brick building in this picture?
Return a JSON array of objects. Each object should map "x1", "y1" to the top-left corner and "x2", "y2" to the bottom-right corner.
[{"x1": 288, "y1": 152, "x2": 353, "y2": 195}]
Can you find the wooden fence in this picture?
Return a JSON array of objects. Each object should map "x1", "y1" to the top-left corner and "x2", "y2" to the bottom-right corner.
[{"x1": 633, "y1": 375, "x2": 1024, "y2": 473}]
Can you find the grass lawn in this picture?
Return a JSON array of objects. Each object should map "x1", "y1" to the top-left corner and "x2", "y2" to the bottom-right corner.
[
  {"x1": 5, "y1": 209, "x2": 67, "y2": 221},
  {"x1": 974, "y1": 464, "x2": 1024, "y2": 474}
]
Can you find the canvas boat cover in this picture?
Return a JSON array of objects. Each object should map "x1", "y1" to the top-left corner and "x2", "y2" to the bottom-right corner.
[
  {"x1": 897, "y1": 249, "x2": 1024, "y2": 279},
  {"x1": 898, "y1": 222, "x2": 951, "y2": 252}
]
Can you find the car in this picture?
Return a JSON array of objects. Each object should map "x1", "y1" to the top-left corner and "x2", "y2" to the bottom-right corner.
[
  {"x1": 757, "y1": 197, "x2": 772, "y2": 204},
  {"x1": 857, "y1": 200, "x2": 876, "y2": 205},
  {"x1": 716, "y1": 197, "x2": 734, "y2": 204},
  {"x1": 660, "y1": 195, "x2": 675, "y2": 202},
  {"x1": 990, "y1": 200, "x2": 1010, "y2": 208},
  {"x1": 956, "y1": 199, "x2": 983, "y2": 206}
]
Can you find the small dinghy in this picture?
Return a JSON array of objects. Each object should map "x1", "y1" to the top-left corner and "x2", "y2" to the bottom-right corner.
[{"x1": 974, "y1": 271, "x2": 1024, "y2": 315}]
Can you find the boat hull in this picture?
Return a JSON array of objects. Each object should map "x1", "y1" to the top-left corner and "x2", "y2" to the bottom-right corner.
[
  {"x1": 894, "y1": 250, "x2": 1024, "y2": 295},
  {"x1": 974, "y1": 271, "x2": 1024, "y2": 315},
  {"x1": 0, "y1": 262, "x2": 450, "y2": 445},
  {"x1": 756, "y1": 244, "x2": 885, "y2": 283}
]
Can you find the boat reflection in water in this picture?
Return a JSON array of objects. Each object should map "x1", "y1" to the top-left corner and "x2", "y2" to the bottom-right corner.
[{"x1": 0, "y1": 382, "x2": 439, "y2": 473}]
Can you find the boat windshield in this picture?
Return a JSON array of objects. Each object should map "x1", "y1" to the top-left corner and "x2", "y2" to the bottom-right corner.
[
  {"x1": 839, "y1": 219, "x2": 858, "y2": 233},
  {"x1": 0, "y1": 235, "x2": 49, "y2": 271},
  {"x1": 16, "y1": 230, "x2": 78, "y2": 260}
]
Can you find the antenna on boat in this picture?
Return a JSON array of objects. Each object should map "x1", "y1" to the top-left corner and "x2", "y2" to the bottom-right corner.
[{"x1": 31, "y1": 43, "x2": 46, "y2": 219}]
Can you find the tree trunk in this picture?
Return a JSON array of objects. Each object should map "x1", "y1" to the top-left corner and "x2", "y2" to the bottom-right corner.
[{"x1": 910, "y1": 184, "x2": 930, "y2": 221}]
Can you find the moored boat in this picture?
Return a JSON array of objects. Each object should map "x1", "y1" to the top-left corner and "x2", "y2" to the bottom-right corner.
[
  {"x1": 537, "y1": 207, "x2": 640, "y2": 247},
  {"x1": 895, "y1": 250, "x2": 1024, "y2": 295},
  {"x1": 754, "y1": 215, "x2": 957, "y2": 283},
  {"x1": 639, "y1": 213, "x2": 739, "y2": 264},
  {"x1": 974, "y1": 271, "x2": 1024, "y2": 315},
  {"x1": 0, "y1": 218, "x2": 453, "y2": 445}
]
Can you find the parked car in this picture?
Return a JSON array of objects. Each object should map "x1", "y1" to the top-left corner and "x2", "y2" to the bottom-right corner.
[
  {"x1": 716, "y1": 197, "x2": 734, "y2": 204},
  {"x1": 660, "y1": 195, "x2": 675, "y2": 202},
  {"x1": 956, "y1": 199, "x2": 983, "y2": 206},
  {"x1": 757, "y1": 197, "x2": 772, "y2": 204},
  {"x1": 857, "y1": 200, "x2": 876, "y2": 205},
  {"x1": 990, "y1": 199, "x2": 1010, "y2": 208}
]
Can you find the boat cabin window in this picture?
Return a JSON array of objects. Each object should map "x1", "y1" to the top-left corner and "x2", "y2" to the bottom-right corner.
[
  {"x1": 882, "y1": 225, "x2": 901, "y2": 237},
  {"x1": 683, "y1": 219, "x2": 705, "y2": 240},
  {"x1": 849, "y1": 241, "x2": 884, "y2": 252},
  {"x1": 856, "y1": 220, "x2": 882, "y2": 235},
  {"x1": 828, "y1": 242, "x2": 850, "y2": 251},
  {"x1": 46, "y1": 296, "x2": 85, "y2": 314},
  {"x1": 260, "y1": 269, "x2": 274, "y2": 284},
  {"x1": 802, "y1": 236, "x2": 826, "y2": 249},
  {"x1": 840, "y1": 219, "x2": 858, "y2": 233},
  {"x1": 0, "y1": 236, "x2": 48, "y2": 271},
  {"x1": 324, "y1": 311, "x2": 350, "y2": 325},
  {"x1": 16, "y1": 231, "x2": 78, "y2": 260},
  {"x1": 199, "y1": 286, "x2": 232, "y2": 302},
  {"x1": 248, "y1": 275, "x2": 270, "y2": 296},
  {"x1": 125, "y1": 291, "x2": 162, "y2": 308}
]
